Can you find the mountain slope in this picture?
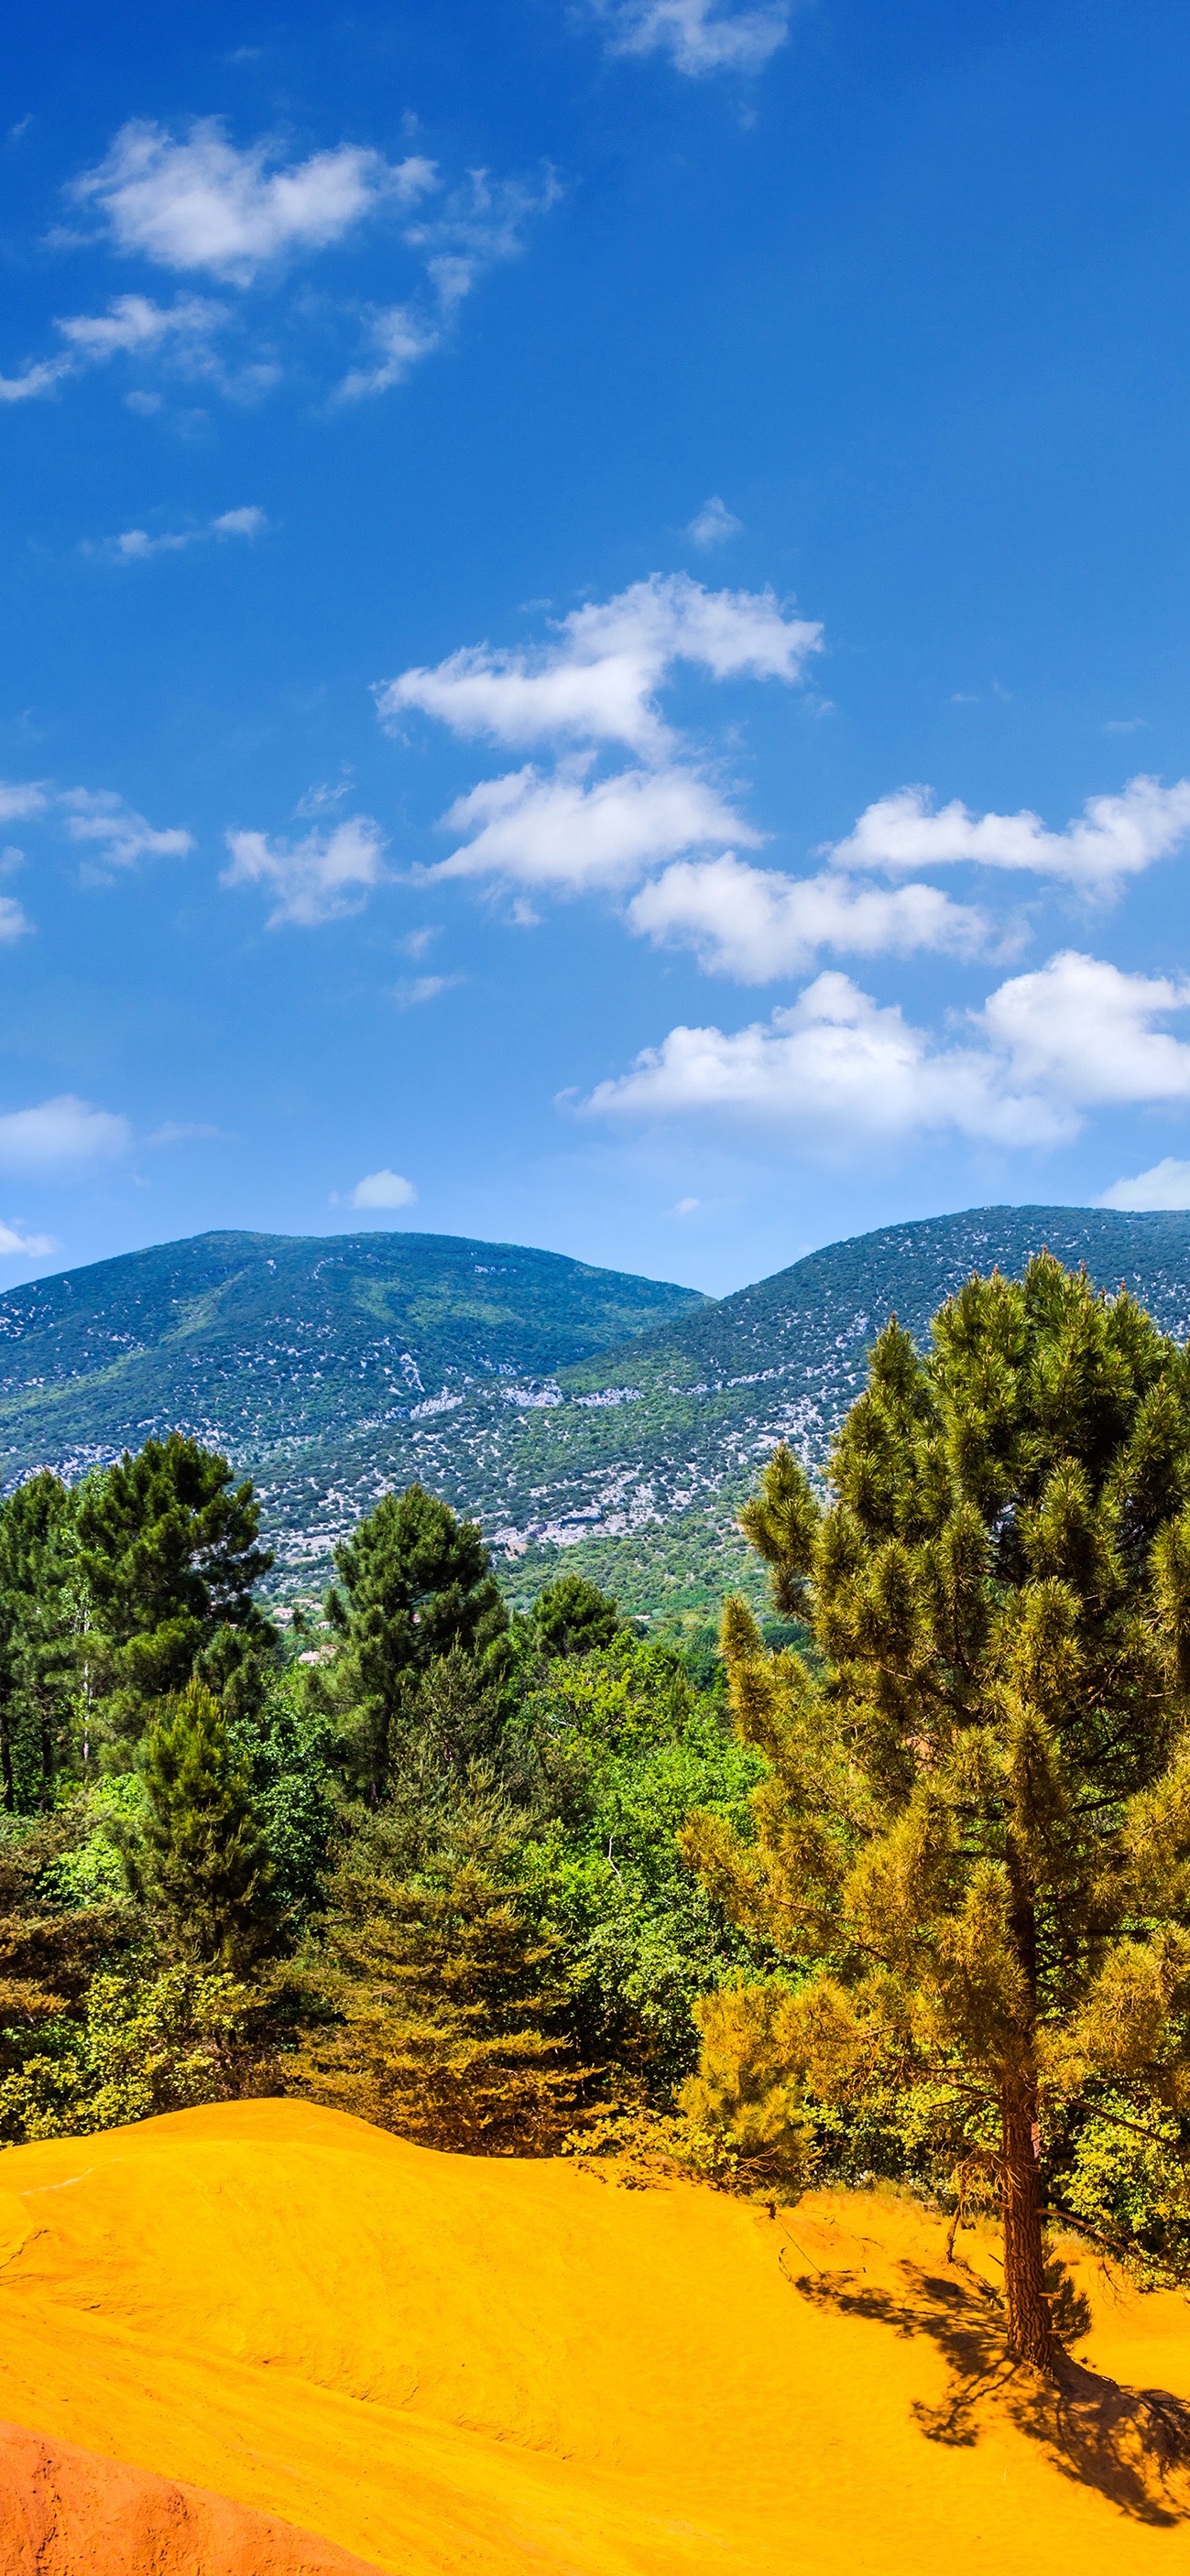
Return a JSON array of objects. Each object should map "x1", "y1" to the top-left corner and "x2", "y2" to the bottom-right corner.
[{"x1": 2, "y1": 1208, "x2": 1188, "y2": 1610}]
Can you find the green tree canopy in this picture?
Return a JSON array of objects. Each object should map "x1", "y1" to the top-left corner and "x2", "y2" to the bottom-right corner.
[
  {"x1": 324, "y1": 1484, "x2": 508, "y2": 1800},
  {"x1": 78, "y1": 1434, "x2": 274, "y2": 1749},
  {"x1": 135, "y1": 1677, "x2": 274, "y2": 1968},
  {"x1": 683, "y1": 1255, "x2": 1190, "y2": 2370}
]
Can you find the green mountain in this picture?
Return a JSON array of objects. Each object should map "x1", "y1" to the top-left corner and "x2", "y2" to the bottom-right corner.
[
  {"x1": 2, "y1": 1206, "x2": 1189, "y2": 1617},
  {"x1": 0, "y1": 1229, "x2": 705, "y2": 1586}
]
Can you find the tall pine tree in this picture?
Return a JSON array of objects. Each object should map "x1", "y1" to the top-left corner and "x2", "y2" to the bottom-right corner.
[
  {"x1": 136, "y1": 1678, "x2": 273, "y2": 1967},
  {"x1": 324, "y1": 1485, "x2": 508, "y2": 1800},
  {"x1": 684, "y1": 1255, "x2": 1190, "y2": 2371}
]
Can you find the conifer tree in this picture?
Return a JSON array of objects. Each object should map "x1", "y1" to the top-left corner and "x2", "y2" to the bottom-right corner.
[
  {"x1": 0, "y1": 1473, "x2": 79, "y2": 1810},
  {"x1": 683, "y1": 1255, "x2": 1190, "y2": 2371},
  {"x1": 324, "y1": 1485, "x2": 508, "y2": 1800},
  {"x1": 136, "y1": 1678, "x2": 273, "y2": 1967},
  {"x1": 78, "y1": 1434, "x2": 274, "y2": 1750}
]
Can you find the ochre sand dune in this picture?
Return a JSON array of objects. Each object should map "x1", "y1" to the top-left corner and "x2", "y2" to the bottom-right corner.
[{"x1": 1, "y1": 2101, "x2": 1190, "y2": 2574}]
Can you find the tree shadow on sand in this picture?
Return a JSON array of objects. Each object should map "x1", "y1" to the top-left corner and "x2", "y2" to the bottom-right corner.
[{"x1": 782, "y1": 2243, "x2": 1190, "y2": 2525}]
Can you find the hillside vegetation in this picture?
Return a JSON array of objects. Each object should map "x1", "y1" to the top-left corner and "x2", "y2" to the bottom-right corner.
[{"x1": 1, "y1": 1208, "x2": 1188, "y2": 1614}]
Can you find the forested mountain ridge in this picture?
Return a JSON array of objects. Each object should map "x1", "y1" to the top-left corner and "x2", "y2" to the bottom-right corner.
[{"x1": 1, "y1": 1207, "x2": 1189, "y2": 1611}]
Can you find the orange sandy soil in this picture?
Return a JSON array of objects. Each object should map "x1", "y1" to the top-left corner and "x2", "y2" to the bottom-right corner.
[{"x1": 0, "y1": 2100, "x2": 1189, "y2": 2576}]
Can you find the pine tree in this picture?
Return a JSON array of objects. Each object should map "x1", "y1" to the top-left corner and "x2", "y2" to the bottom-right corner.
[
  {"x1": 136, "y1": 1679, "x2": 273, "y2": 1967},
  {"x1": 78, "y1": 1434, "x2": 274, "y2": 1751},
  {"x1": 323, "y1": 1485, "x2": 508, "y2": 1800},
  {"x1": 0, "y1": 1473, "x2": 80, "y2": 1810},
  {"x1": 529, "y1": 1574, "x2": 623, "y2": 1660},
  {"x1": 683, "y1": 1255, "x2": 1190, "y2": 2372},
  {"x1": 291, "y1": 1784, "x2": 584, "y2": 2149}
]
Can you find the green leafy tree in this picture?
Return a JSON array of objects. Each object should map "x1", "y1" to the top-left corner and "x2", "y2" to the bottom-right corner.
[
  {"x1": 684, "y1": 1255, "x2": 1190, "y2": 2371},
  {"x1": 135, "y1": 1678, "x2": 274, "y2": 1967},
  {"x1": 0, "y1": 1473, "x2": 80, "y2": 1810},
  {"x1": 77, "y1": 1434, "x2": 274, "y2": 1752},
  {"x1": 323, "y1": 1485, "x2": 508, "y2": 1800}
]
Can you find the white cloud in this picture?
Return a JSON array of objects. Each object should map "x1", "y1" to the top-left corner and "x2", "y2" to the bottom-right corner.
[
  {"x1": 829, "y1": 774, "x2": 1190, "y2": 894},
  {"x1": 0, "y1": 1221, "x2": 58, "y2": 1259},
  {"x1": 347, "y1": 1168, "x2": 417, "y2": 1210},
  {"x1": 1, "y1": 293, "x2": 225, "y2": 404},
  {"x1": 71, "y1": 120, "x2": 436, "y2": 282},
  {"x1": 147, "y1": 1121, "x2": 224, "y2": 1147},
  {"x1": 0, "y1": 1095, "x2": 132, "y2": 1174},
  {"x1": 222, "y1": 814, "x2": 388, "y2": 927},
  {"x1": 393, "y1": 973, "x2": 461, "y2": 1006},
  {"x1": 378, "y1": 572, "x2": 821, "y2": 759},
  {"x1": 104, "y1": 504, "x2": 267, "y2": 560},
  {"x1": 0, "y1": 898, "x2": 31, "y2": 942},
  {"x1": 60, "y1": 788, "x2": 192, "y2": 868},
  {"x1": 583, "y1": 949, "x2": 1190, "y2": 1150},
  {"x1": 627, "y1": 852, "x2": 988, "y2": 980},
  {"x1": 1098, "y1": 1158, "x2": 1190, "y2": 1212},
  {"x1": 430, "y1": 761, "x2": 754, "y2": 892},
  {"x1": 339, "y1": 305, "x2": 441, "y2": 399},
  {"x1": 686, "y1": 496, "x2": 742, "y2": 547},
  {"x1": 0, "y1": 784, "x2": 49, "y2": 822},
  {"x1": 592, "y1": 0, "x2": 790, "y2": 75},
  {"x1": 975, "y1": 951, "x2": 1190, "y2": 1105}
]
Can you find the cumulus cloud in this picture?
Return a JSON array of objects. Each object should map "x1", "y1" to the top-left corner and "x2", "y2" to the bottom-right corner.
[
  {"x1": 591, "y1": 0, "x2": 790, "y2": 75},
  {"x1": 60, "y1": 788, "x2": 192, "y2": 868},
  {"x1": 0, "y1": 292, "x2": 224, "y2": 403},
  {"x1": 583, "y1": 949, "x2": 1190, "y2": 1151},
  {"x1": 71, "y1": 120, "x2": 436, "y2": 282},
  {"x1": 101, "y1": 505, "x2": 267, "y2": 560},
  {"x1": 430, "y1": 762, "x2": 753, "y2": 892},
  {"x1": 627, "y1": 853, "x2": 988, "y2": 980},
  {"x1": 1098, "y1": 1158, "x2": 1190, "y2": 1212},
  {"x1": 0, "y1": 1095, "x2": 132, "y2": 1174},
  {"x1": 829, "y1": 774, "x2": 1190, "y2": 895},
  {"x1": 379, "y1": 572, "x2": 821, "y2": 760},
  {"x1": 0, "y1": 898, "x2": 31, "y2": 942},
  {"x1": 686, "y1": 496, "x2": 742, "y2": 547},
  {"x1": 345, "y1": 1168, "x2": 417, "y2": 1210},
  {"x1": 222, "y1": 814, "x2": 388, "y2": 927}
]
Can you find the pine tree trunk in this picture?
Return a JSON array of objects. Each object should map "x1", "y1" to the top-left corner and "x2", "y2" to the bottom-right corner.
[{"x1": 1000, "y1": 2075, "x2": 1056, "y2": 2370}]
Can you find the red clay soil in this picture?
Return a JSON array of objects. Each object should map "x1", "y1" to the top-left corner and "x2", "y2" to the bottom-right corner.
[{"x1": 0, "y1": 2416, "x2": 385, "y2": 2576}]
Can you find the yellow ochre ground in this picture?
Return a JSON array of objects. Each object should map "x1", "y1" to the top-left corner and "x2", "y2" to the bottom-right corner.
[{"x1": 0, "y1": 2097, "x2": 1189, "y2": 2573}]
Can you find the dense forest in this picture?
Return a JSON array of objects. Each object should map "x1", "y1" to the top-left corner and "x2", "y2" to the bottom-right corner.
[{"x1": 5, "y1": 1251, "x2": 1190, "y2": 2367}]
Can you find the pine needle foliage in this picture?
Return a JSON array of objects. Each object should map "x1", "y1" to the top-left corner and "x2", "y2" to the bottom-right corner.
[
  {"x1": 136, "y1": 1679, "x2": 274, "y2": 1968},
  {"x1": 291, "y1": 1784, "x2": 588, "y2": 2151},
  {"x1": 682, "y1": 1255, "x2": 1190, "y2": 2369},
  {"x1": 323, "y1": 1485, "x2": 508, "y2": 1801}
]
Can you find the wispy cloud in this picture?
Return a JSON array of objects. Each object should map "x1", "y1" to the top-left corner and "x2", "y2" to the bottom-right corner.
[
  {"x1": 0, "y1": 1220, "x2": 58, "y2": 1259},
  {"x1": 686, "y1": 495, "x2": 742, "y2": 547},
  {"x1": 339, "y1": 168, "x2": 561, "y2": 399},
  {"x1": 393, "y1": 973, "x2": 462, "y2": 1005},
  {"x1": 583, "y1": 951, "x2": 1190, "y2": 1153},
  {"x1": 828, "y1": 774, "x2": 1190, "y2": 895},
  {"x1": 60, "y1": 788, "x2": 192, "y2": 868},
  {"x1": 94, "y1": 505, "x2": 267, "y2": 562},
  {"x1": 222, "y1": 813, "x2": 388, "y2": 927},
  {"x1": 0, "y1": 292, "x2": 225, "y2": 404},
  {"x1": 589, "y1": 0, "x2": 790, "y2": 75}
]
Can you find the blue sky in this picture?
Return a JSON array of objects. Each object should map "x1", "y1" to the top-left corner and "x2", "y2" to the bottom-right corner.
[{"x1": 3, "y1": 0, "x2": 1190, "y2": 1298}]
